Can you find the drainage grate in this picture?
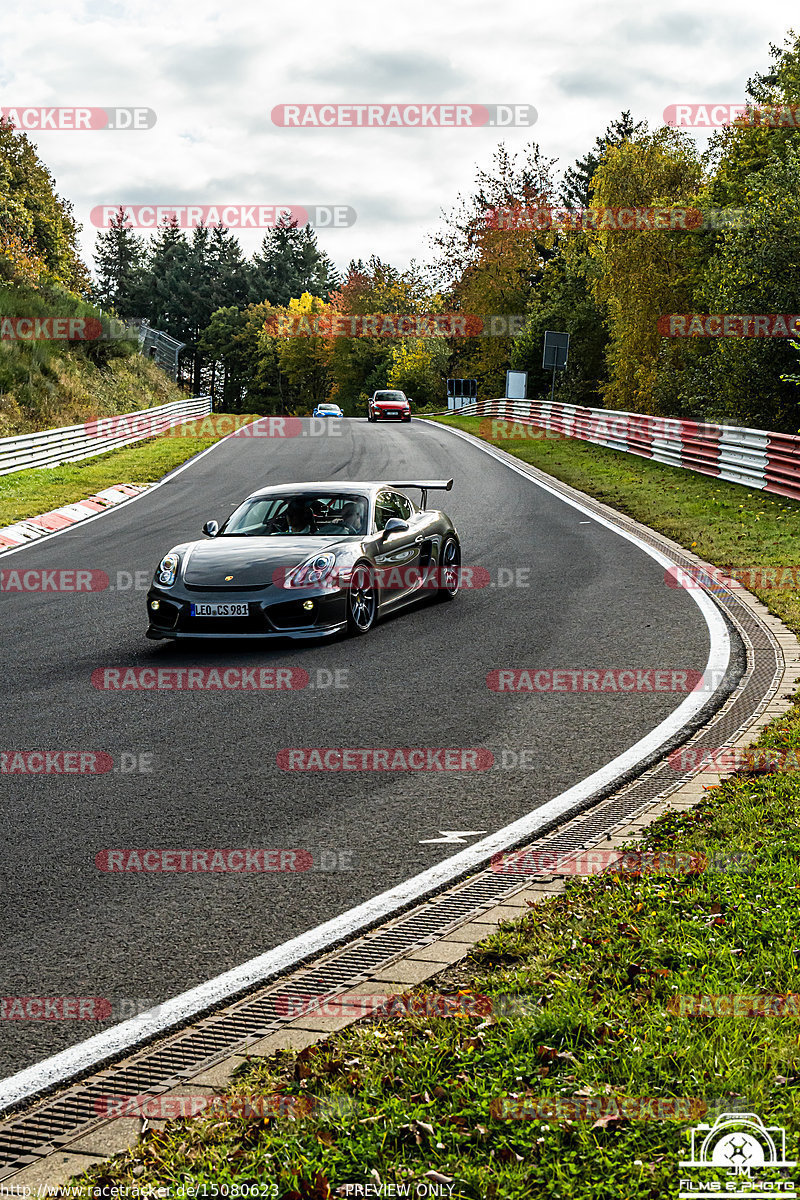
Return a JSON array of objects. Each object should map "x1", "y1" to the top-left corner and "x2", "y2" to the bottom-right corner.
[{"x1": 0, "y1": 455, "x2": 786, "y2": 1179}]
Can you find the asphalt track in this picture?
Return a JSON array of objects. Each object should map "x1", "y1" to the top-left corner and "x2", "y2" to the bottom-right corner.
[{"x1": 1, "y1": 417, "x2": 720, "y2": 1081}]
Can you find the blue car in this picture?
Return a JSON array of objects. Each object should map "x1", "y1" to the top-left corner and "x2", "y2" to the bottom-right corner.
[{"x1": 313, "y1": 403, "x2": 344, "y2": 418}]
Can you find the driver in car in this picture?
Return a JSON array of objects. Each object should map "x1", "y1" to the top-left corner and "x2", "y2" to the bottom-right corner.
[{"x1": 285, "y1": 498, "x2": 317, "y2": 534}]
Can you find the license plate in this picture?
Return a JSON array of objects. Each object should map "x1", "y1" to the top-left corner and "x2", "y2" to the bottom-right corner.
[{"x1": 190, "y1": 603, "x2": 250, "y2": 617}]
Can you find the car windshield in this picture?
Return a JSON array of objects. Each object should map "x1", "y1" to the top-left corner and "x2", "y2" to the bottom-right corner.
[
  {"x1": 318, "y1": 405, "x2": 338, "y2": 411},
  {"x1": 222, "y1": 493, "x2": 370, "y2": 537},
  {"x1": 377, "y1": 392, "x2": 404, "y2": 401}
]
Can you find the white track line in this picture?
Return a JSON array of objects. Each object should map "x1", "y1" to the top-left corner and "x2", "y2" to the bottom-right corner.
[{"x1": 0, "y1": 419, "x2": 731, "y2": 1114}]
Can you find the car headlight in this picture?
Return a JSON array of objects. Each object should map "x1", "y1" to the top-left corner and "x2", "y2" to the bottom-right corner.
[
  {"x1": 285, "y1": 552, "x2": 337, "y2": 589},
  {"x1": 156, "y1": 552, "x2": 180, "y2": 587}
]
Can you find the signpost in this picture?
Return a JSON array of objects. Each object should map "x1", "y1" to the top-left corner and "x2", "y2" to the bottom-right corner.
[
  {"x1": 446, "y1": 378, "x2": 478, "y2": 410},
  {"x1": 505, "y1": 370, "x2": 527, "y2": 400},
  {"x1": 542, "y1": 331, "x2": 569, "y2": 404}
]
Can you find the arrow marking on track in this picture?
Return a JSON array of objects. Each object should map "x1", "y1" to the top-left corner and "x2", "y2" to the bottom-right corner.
[{"x1": 419, "y1": 830, "x2": 487, "y2": 845}]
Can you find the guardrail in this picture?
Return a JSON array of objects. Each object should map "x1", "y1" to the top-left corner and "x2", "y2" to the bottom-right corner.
[
  {"x1": 434, "y1": 398, "x2": 800, "y2": 502},
  {"x1": 0, "y1": 396, "x2": 212, "y2": 476}
]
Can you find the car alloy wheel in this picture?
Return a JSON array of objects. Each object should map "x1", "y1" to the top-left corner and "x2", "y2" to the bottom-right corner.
[
  {"x1": 347, "y1": 562, "x2": 377, "y2": 634},
  {"x1": 437, "y1": 536, "x2": 461, "y2": 601}
]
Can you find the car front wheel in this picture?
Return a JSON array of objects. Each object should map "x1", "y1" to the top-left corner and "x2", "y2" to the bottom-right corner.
[{"x1": 346, "y1": 562, "x2": 378, "y2": 634}]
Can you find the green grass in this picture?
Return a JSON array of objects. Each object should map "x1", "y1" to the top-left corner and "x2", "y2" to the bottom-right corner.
[
  {"x1": 55, "y1": 411, "x2": 800, "y2": 1198},
  {"x1": 430, "y1": 413, "x2": 800, "y2": 632},
  {"x1": 0, "y1": 280, "x2": 187, "y2": 435},
  {"x1": 67, "y1": 708, "x2": 800, "y2": 1198},
  {"x1": 0, "y1": 415, "x2": 262, "y2": 526}
]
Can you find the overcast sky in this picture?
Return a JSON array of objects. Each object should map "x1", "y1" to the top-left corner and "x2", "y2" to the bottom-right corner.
[{"x1": 0, "y1": 0, "x2": 796, "y2": 279}]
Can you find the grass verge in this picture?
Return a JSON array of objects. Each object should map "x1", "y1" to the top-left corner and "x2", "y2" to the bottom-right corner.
[
  {"x1": 55, "y1": 415, "x2": 800, "y2": 1198},
  {"x1": 67, "y1": 711, "x2": 800, "y2": 1199},
  {"x1": 0, "y1": 415, "x2": 261, "y2": 527},
  {"x1": 430, "y1": 413, "x2": 800, "y2": 633}
]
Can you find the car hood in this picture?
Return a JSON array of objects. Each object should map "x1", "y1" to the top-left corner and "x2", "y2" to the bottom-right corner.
[
  {"x1": 183, "y1": 537, "x2": 344, "y2": 588},
  {"x1": 375, "y1": 401, "x2": 408, "y2": 408}
]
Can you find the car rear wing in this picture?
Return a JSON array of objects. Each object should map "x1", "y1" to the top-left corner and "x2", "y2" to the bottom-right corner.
[{"x1": 389, "y1": 479, "x2": 453, "y2": 509}]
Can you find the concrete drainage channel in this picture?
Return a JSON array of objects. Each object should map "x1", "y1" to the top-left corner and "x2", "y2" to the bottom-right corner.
[{"x1": 1, "y1": 445, "x2": 797, "y2": 1187}]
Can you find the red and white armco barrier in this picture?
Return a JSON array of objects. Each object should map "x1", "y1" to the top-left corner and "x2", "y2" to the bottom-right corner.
[
  {"x1": 0, "y1": 395, "x2": 211, "y2": 476},
  {"x1": 443, "y1": 399, "x2": 800, "y2": 501}
]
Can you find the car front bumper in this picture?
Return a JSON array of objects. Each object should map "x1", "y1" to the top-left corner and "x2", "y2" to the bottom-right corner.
[{"x1": 146, "y1": 583, "x2": 349, "y2": 640}]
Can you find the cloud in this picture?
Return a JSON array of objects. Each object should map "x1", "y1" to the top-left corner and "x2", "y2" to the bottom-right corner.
[{"x1": 292, "y1": 48, "x2": 460, "y2": 94}]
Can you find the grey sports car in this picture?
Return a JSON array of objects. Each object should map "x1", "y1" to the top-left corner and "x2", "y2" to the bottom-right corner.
[{"x1": 145, "y1": 479, "x2": 460, "y2": 640}]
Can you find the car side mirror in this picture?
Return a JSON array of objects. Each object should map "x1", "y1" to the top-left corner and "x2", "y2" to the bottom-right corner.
[
  {"x1": 202, "y1": 520, "x2": 219, "y2": 537},
  {"x1": 383, "y1": 517, "x2": 409, "y2": 536}
]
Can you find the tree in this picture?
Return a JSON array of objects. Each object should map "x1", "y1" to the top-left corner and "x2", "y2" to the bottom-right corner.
[
  {"x1": 261, "y1": 292, "x2": 336, "y2": 407},
  {"x1": 430, "y1": 142, "x2": 558, "y2": 291},
  {"x1": 249, "y1": 220, "x2": 339, "y2": 305},
  {"x1": 511, "y1": 236, "x2": 609, "y2": 406},
  {"x1": 328, "y1": 257, "x2": 430, "y2": 408},
  {"x1": 560, "y1": 111, "x2": 645, "y2": 209},
  {"x1": 387, "y1": 337, "x2": 450, "y2": 406},
  {"x1": 0, "y1": 117, "x2": 89, "y2": 292},
  {"x1": 664, "y1": 147, "x2": 800, "y2": 429},
  {"x1": 705, "y1": 29, "x2": 800, "y2": 209},
  {"x1": 589, "y1": 128, "x2": 703, "y2": 413},
  {"x1": 92, "y1": 208, "x2": 146, "y2": 317}
]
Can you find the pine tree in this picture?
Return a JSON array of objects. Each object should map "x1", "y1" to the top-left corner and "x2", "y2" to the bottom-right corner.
[
  {"x1": 560, "y1": 111, "x2": 646, "y2": 209},
  {"x1": 249, "y1": 219, "x2": 339, "y2": 305},
  {"x1": 92, "y1": 208, "x2": 145, "y2": 317}
]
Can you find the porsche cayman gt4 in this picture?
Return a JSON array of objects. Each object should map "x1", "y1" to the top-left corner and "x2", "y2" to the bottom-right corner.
[{"x1": 146, "y1": 479, "x2": 460, "y2": 640}]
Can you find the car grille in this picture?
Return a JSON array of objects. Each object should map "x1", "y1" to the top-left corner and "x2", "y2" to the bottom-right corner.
[{"x1": 180, "y1": 610, "x2": 266, "y2": 634}]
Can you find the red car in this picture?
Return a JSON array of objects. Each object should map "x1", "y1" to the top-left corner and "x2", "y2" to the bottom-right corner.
[{"x1": 368, "y1": 390, "x2": 412, "y2": 422}]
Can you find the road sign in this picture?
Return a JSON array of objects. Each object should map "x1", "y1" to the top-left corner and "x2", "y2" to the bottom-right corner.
[
  {"x1": 543, "y1": 331, "x2": 569, "y2": 370},
  {"x1": 447, "y1": 378, "x2": 478, "y2": 410},
  {"x1": 505, "y1": 370, "x2": 527, "y2": 399}
]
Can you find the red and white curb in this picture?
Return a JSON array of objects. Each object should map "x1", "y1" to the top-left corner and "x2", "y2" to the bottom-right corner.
[{"x1": 0, "y1": 485, "x2": 151, "y2": 551}]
